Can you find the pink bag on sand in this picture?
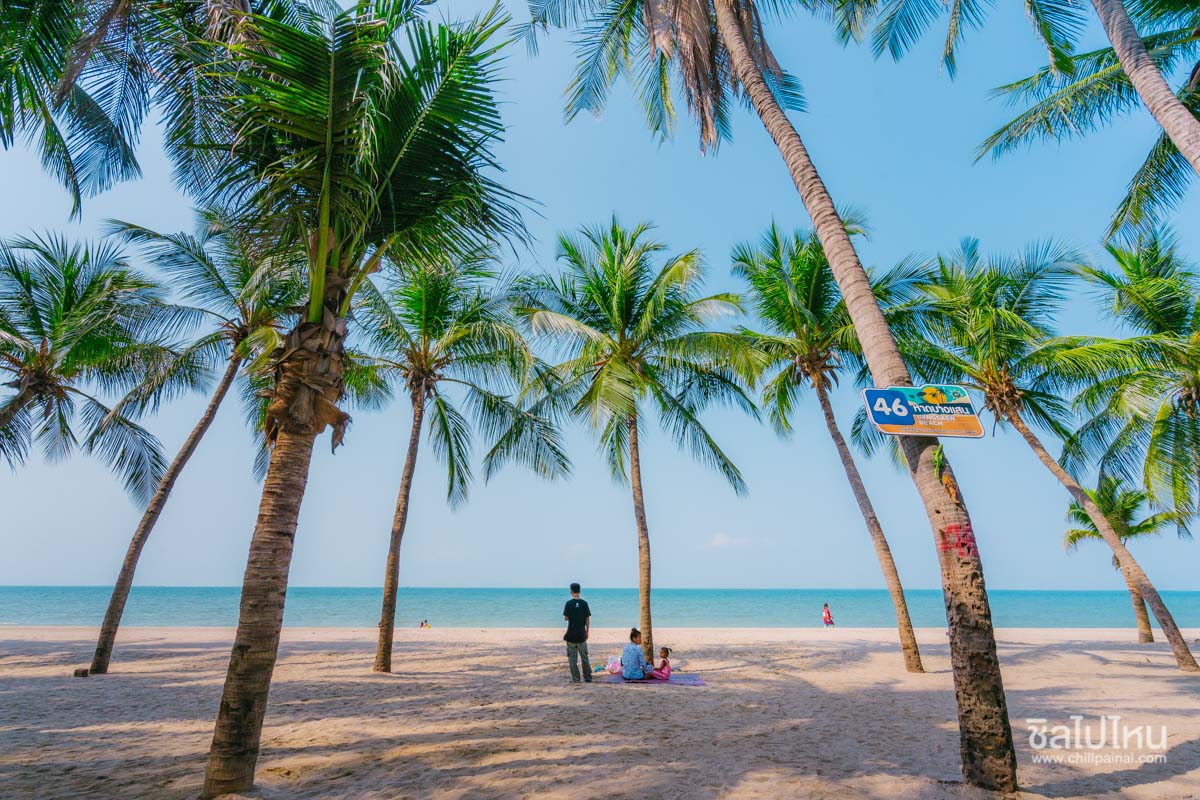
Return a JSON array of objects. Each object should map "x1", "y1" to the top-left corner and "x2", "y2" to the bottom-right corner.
[{"x1": 606, "y1": 656, "x2": 621, "y2": 674}]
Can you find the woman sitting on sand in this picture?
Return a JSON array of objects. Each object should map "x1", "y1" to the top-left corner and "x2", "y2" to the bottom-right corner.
[{"x1": 621, "y1": 628, "x2": 652, "y2": 680}]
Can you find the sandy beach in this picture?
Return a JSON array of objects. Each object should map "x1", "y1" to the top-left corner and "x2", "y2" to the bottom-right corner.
[{"x1": 1, "y1": 627, "x2": 1197, "y2": 799}]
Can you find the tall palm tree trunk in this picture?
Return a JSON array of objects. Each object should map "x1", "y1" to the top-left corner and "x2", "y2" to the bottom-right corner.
[
  {"x1": 628, "y1": 414, "x2": 654, "y2": 661},
  {"x1": 1091, "y1": 0, "x2": 1200, "y2": 175},
  {"x1": 203, "y1": 316, "x2": 348, "y2": 798},
  {"x1": 0, "y1": 385, "x2": 34, "y2": 430},
  {"x1": 374, "y1": 388, "x2": 426, "y2": 673},
  {"x1": 713, "y1": 1, "x2": 1017, "y2": 789},
  {"x1": 1120, "y1": 565, "x2": 1155, "y2": 643},
  {"x1": 815, "y1": 382, "x2": 924, "y2": 673},
  {"x1": 1005, "y1": 410, "x2": 1197, "y2": 670},
  {"x1": 90, "y1": 355, "x2": 242, "y2": 675}
]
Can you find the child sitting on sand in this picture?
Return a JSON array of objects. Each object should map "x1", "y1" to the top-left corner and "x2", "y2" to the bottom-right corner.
[
  {"x1": 621, "y1": 628, "x2": 652, "y2": 680},
  {"x1": 650, "y1": 646, "x2": 672, "y2": 680}
]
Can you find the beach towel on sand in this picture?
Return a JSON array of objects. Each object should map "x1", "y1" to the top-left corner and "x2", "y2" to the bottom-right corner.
[{"x1": 601, "y1": 673, "x2": 705, "y2": 686}]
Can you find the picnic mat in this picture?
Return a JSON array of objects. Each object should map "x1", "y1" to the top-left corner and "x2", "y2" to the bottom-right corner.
[{"x1": 598, "y1": 673, "x2": 706, "y2": 686}]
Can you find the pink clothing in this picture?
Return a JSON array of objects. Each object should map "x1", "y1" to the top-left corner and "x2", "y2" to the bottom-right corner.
[
  {"x1": 650, "y1": 658, "x2": 671, "y2": 680},
  {"x1": 822, "y1": 608, "x2": 834, "y2": 626}
]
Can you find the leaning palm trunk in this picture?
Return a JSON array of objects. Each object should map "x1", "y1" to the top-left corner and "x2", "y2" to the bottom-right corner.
[
  {"x1": 815, "y1": 382, "x2": 924, "y2": 673},
  {"x1": 1091, "y1": 0, "x2": 1200, "y2": 176},
  {"x1": 0, "y1": 385, "x2": 34, "y2": 431},
  {"x1": 628, "y1": 414, "x2": 654, "y2": 661},
  {"x1": 1005, "y1": 411, "x2": 1197, "y2": 671},
  {"x1": 374, "y1": 388, "x2": 426, "y2": 673},
  {"x1": 713, "y1": 0, "x2": 1017, "y2": 789},
  {"x1": 1120, "y1": 565, "x2": 1154, "y2": 643},
  {"x1": 203, "y1": 315, "x2": 348, "y2": 798},
  {"x1": 91, "y1": 356, "x2": 242, "y2": 675}
]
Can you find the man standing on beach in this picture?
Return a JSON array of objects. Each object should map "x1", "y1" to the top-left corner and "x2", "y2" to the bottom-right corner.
[{"x1": 563, "y1": 583, "x2": 592, "y2": 683}]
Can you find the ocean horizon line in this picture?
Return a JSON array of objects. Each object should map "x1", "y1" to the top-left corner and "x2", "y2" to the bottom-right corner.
[
  {"x1": 2, "y1": 586, "x2": 1198, "y2": 629},
  {"x1": 5, "y1": 584, "x2": 1198, "y2": 592}
]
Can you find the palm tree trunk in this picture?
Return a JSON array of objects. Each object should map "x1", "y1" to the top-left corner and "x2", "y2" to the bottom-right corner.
[
  {"x1": 713, "y1": 1, "x2": 1017, "y2": 789},
  {"x1": 203, "y1": 315, "x2": 348, "y2": 798},
  {"x1": 374, "y1": 388, "x2": 426, "y2": 673},
  {"x1": 1091, "y1": 0, "x2": 1200, "y2": 176},
  {"x1": 628, "y1": 413, "x2": 654, "y2": 661},
  {"x1": 815, "y1": 382, "x2": 924, "y2": 673},
  {"x1": 1005, "y1": 410, "x2": 1197, "y2": 671},
  {"x1": 90, "y1": 355, "x2": 242, "y2": 675},
  {"x1": 0, "y1": 384, "x2": 34, "y2": 432},
  {"x1": 1120, "y1": 565, "x2": 1155, "y2": 643}
]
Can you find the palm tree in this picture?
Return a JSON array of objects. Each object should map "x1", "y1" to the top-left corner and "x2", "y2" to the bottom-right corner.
[
  {"x1": 979, "y1": 20, "x2": 1200, "y2": 238},
  {"x1": 518, "y1": 219, "x2": 757, "y2": 660},
  {"x1": 1064, "y1": 476, "x2": 1185, "y2": 643},
  {"x1": 191, "y1": 4, "x2": 524, "y2": 796},
  {"x1": 1066, "y1": 231, "x2": 1200, "y2": 532},
  {"x1": 526, "y1": 0, "x2": 1018, "y2": 788},
  {"x1": 0, "y1": 232, "x2": 185, "y2": 499},
  {"x1": 872, "y1": 0, "x2": 1200, "y2": 179},
  {"x1": 732, "y1": 222, "x2": 926, "y2": 672},
  {"x1": 86, "y1": 209, "x2": 304, "y2": 676},
  {"x1": 910, "y1": 238, "x2": 1199, "y2": 671},
  {"x1": 359, "y1": 254, "x2": 570, "y2": 673}
]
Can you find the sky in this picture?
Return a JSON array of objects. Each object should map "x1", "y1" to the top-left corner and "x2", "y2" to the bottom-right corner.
[{"x1": 1, "y1": 0, "x2": 1198, "y2": 592}]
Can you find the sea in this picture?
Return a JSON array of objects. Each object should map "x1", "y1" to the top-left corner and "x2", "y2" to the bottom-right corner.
[{"x1": 1, "y1": 586, "x2": 1198, "y2": 628}]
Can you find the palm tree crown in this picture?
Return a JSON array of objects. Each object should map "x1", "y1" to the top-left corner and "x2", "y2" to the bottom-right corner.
[
  {"x1": 358, "y1": 254, "x2": 570, "y2": 504},
  {"x1": 907, "y1": 238, "x2": 1091, "y2": 437},
  {"x1": 0, "y1": 233, "x2": 190, "y2": 500},
  {"x1": 733, "y1": 220, "x2": 926, "y2": 433},
  {"x1": 519, "y1": 218, "x2": 757, "y2": 489},
  {"x1": 1066, "y1": 230, "x2": 1200, "y2": 529},
  {"x1": 1065, "y1": 474, "x2": 1184, "y2": 560}
]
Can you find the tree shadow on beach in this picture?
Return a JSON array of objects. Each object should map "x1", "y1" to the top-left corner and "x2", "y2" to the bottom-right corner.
[{"x1": 1, "y1": 632, "x2": 1197, "y2": 800}]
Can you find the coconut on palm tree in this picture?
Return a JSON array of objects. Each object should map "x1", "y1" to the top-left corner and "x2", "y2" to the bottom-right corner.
[
  {"x1": 517, "y1": 219, "x2": 758, "y2": 660},
  {"x1": 526, "y1": 0, "x2": 1018, "y2": 787},
  {"x1": 733, "y1": 221, "x2": 927, "y2": 673},
  {"x1": 0, "y1": 232, "x2": 189, "y2": 499},
  {"x1": 187, "y1": 3, "x2": 525, "y2": 795},
  {"x1": 358, "y1": 253, "x2": 570, "y2": 674},
  {"x1": 85, "y1": 209, "x2": 305, "y2": 676},
  {"x1": 1064, "y1": 476, "x2": 1185, "y2": 643},
  {"x1": 910, "y1": 238, "x2": 1198, "y2": 671}
]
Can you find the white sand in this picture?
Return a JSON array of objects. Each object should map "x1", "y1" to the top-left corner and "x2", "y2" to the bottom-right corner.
[{"x1": 1, "y1": 627, "x2": 1198, "y2": 799}]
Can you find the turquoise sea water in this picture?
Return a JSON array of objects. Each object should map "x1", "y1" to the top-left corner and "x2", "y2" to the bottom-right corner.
[{"x1": 0, "y1": 586, "x2": 1198, "y2": 628}]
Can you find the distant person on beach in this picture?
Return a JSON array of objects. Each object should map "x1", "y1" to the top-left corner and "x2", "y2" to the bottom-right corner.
[
  {"x1": 621, "y1": 628, "x2": 652, "y2": 680},
  {"x1": 563, "y1": 583, "x2": 592, "y2": 683},
  {"x1": 822, "y1": 603, "x2": 835, "y2": 628}
]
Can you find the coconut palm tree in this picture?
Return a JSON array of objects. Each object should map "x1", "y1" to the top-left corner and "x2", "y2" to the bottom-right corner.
[
  {"x1": 359, "y1": 254, "x2": 570, "y2": 674},
  {"x1": 85, "y1": 209, "x2": 305, "y2": 676},
  {"x1": 1065, "y1": 476, "x2": 1185, "y2": 643},
  {"x1": 0, "y1": 232, "x2": 188, "y2": 498},
  {"x1": 526, "y1": 0, "x2": 1018, "y2": 788},
  {"x1": 910, "y1": 238, "x2": 1199, "y2": 671},
  {"x1": 517, "y1": 219, "x2": 757, "y2": 660},
  {"x1": 191, "y1": 3, "x2": 525, "y2": 795},
  {"x1": 979, "y1": 21, "x2": 1199, "y2": 238},
  {"x1": 733, "y1": 221, "x2": 927, "y2": 672},
  {"x1": 1066, "y1": 231, "x2": 1200, "y2": 533},
  {"x1": 872, "y1": 0, "x2": 1200, "y2": 179}
]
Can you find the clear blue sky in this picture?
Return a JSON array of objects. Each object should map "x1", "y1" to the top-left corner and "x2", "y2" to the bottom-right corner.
[{"x1": 1, "y1": 0, "x2": 1197, "y2": 591}]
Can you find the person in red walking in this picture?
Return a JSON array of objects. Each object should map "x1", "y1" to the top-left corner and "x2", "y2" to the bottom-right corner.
[{"x1": 822, "y1": 602, "x2": 835, "y2": 628}]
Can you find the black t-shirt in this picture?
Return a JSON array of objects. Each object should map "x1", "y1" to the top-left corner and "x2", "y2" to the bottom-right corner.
[{"x1": 563, "y1": 598, "x2": 590, "y2": 643}]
